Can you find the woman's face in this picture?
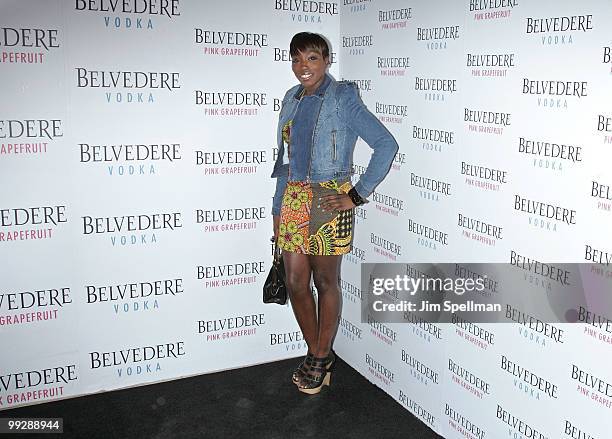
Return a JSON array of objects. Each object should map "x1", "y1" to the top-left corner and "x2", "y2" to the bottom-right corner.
[{"x1": 291, "y1": 49, "x2": 329, "y2": 95}]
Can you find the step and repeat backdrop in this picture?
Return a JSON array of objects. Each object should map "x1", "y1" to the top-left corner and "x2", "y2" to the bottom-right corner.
[
  {"x1": 1, "y1": 1, "x2": 611, "y2": 438},
  {"x1": 334, "y1": 1, "x2": 611, "y2": 439},
  {"x1": 0, "y1": 0, "x2": 339, "y2": 411}
]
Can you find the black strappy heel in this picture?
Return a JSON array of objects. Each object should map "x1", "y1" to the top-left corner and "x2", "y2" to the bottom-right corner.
[
  {"x1": 297, "y1": 352, "x2": 336, "y2": 394},
  {"x1": 292, "y1": 352, "x2": 314, "y2": 384},
  {"x1": 292, "y1": 351, "x2": 336, "y2": 385}
]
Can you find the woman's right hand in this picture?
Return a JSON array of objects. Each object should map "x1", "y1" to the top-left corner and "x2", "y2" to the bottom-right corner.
[{"x1": 272, "y1": 215, "x2": 280, "y2": 242}]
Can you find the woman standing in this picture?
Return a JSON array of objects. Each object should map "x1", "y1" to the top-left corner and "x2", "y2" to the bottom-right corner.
[{"x1": 271, "y1": 32, "x2": 399, "y2": 394}]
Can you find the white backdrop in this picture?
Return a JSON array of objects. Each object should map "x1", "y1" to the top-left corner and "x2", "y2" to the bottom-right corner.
[
  {"x1": 1, "y1": 1, "x2": 611, "y2": 438},
  {"x1": 0, "y1": 0, "x2": 339, "y2": 409},
  {"x1": 335, "y1": 1, "x2": 612, "y2": 439}
]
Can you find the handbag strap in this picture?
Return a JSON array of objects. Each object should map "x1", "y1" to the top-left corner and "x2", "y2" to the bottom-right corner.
[{"x1": 273, "y1": 241, "x2": 282, "y2": 263}]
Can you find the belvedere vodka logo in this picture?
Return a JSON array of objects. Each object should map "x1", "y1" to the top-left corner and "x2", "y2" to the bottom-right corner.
[
  {"x1": 371, "y1": 191, "x2": 403, "y2": 217},
  {"x1": 0, "y1": 119, "x2": 62, "y2": 158},
  {"x1": 195, "y1": 90, "x2": 267, "y2": 116},
  {"x1": 415, "y1": 77, "x2": 457, "y2": 102},
  {"x1": 81, "y1": 211, "x2": 182, "y2": 246},
  {"x1": 341, "y1": 278, "x2": 362, "y2": 304},
  {"x1": 402, "y1": 350, "x2": 439, "y2": 386},
  {"x1": 0, "y1": 286, "x2": 72, "y2": 328},
  {"x1": 197, "y1": 206, "x2": 266, "y2": 233},
  {"x1": 522, "y1": 78, "x2": 587, "y2": 110},
  {"x1": 367, "y1": 313, "x2": 397, "y2": 345},
  {"x1": 75, "y1": 0, "x2": 180, "y2": 30},
  {"x1": 195, "y1": 149, "x2": 267, "y2": 176},
  {"x1": 413, "y1": 125, "x2": 454, "y2": 154},
  {"x1": 375, "y1": 101, "x2": 407, "y2": 125},
  {"x1": 461, "y1": 161, "x2": 508, "y2": 192},
  {"x1": 89, "y1": 342, "x2": 185, "y2": 379},
  {"x1": 577, "y1": 304, "x2": 612, "y2": 346},
  {"x1": 339, "y1": 316, "x2": 362, "y2": 342},
  {"x1": 467, "y1": 52, "x2": 515, "y2": 78},
  {"x1": 407, "y1": 218, "x2": 448, "y2": 251},
  {"x1": 197, "y1": 313, "x2": 265, "y2": 342},
  {"x1": 458, "y1": 213, "x2": 503, "y2": 247},
  {"x1": 591, "y1": 180, "x2": 612, "y2": 213},
  {"x1": 346, "y1": 244, "x2": 366, "y2": 265},
  {"x1": 452, "y1": 312, "x2": 495, "y2": 350},
  {"x1": 410, "y1": 172, "x2": 452, "y2": 202},
  {"x1": 370, "y1": 232, "x2": 401, "y2": 261},
  {"x1": 417, "y1": 25, "x2": 459, "y2": 51},
  {"x1": 403, "y1": 307, "x2": 443, "y2": 343},
  {"x1": 500, "y1": 355, "x2": 558, "y2": 401},
  {"x1": 526, "y1": 14, "x2": 593, "y2": 46},
  {"x1": 518, "y1": 137, "x2": 582, "y2": 173},
  {"x1": 195, "y1": 29, "x2": 267, "y2": 57},
  {"x1": 0, "y1": 205, "x2": 67, "y2": 243},
  {"x1": 504, "y1": 266, "x2": 566, "y2": 347},
  {"x1": 584, "y1": 244, "x2": 612, "y2": 310},
  {"x1": 274, "y1": 0, "x2": 338, "y2": 23},
  {"x1": 85, "y1": 278, "x2": 183, "y2": 315},
  {"x1": 454, "y1": 264, "x2": 499, "y2": 298},
  {"x1": 343, "y1": 0, "x2": 371, "y2": 14},
  {"x1": 76, "y1": 68, "x2": 180, "y2": 104},
  {"x1": 378, "y1": 55, "x2": 410, "y2": 77},
  {"x1": 510, "y1": 250, "x2": 571, "y2": 290},
  {"x1": 269, "y1": 330, "x2": 306, "y2": 353},
  {"x1": 399, "y1": 391, "x2": 437, "y2": 430},
  {"x1": 365, "y1": 353, "x2": 395, "y2": 387},
  {"x1": 464, "y1": 107, "x2": 511, "y2": 135},
  {"x1": 496, "y1": 405, "x2": 548, "y2": 439},
  {"x1": 513, "y1": 194, "x2": 576, "y2": 232},
  {"x1": 0, "y1": 27, "x2": 59, "y2": 64},
  {"x1": 79, "y1": 141, "x2": 181, "y2": 177},
  {"x1": 0, "y1": 364, "x2": 77, "y2": 408},
  {"x1": 470, "y1": 0, "x2": 518, "y2": 21},
  {"x1": 197, "y1": 261, "x2": 265, "y2": 288},
  {"x1": 445, "y1": 403, "x2": 485, "y2": 439},
  {"x1": 571, "y1": 364, "x2": 612, "y2": 410},
  {"x1": 379, "y1": 8, "x2": 412, "y2": 30},
  {"x1": 448, "y1": 358, "x2": 490, "y2": 398},
  {"x1": 342, "y1": 34, "x2": 372, "y2": 56}
]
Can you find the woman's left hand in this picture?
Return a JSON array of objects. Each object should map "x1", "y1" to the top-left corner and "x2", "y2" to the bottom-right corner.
[{"x1": 319, "y1": 193, "x2": 355, "y2": 212}]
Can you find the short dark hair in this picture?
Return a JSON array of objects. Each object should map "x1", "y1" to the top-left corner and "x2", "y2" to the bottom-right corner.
[{"x1": 289, "y1": 32, "x2": 329, "y2": 58}]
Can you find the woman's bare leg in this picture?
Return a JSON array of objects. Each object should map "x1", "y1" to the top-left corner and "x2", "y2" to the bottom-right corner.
[
  {"x1": 283, "y1": 251, "x2": 318, "y2": 353},
  {"x1": 310, "y1": 254, "x2": 342, "y2": 358}
]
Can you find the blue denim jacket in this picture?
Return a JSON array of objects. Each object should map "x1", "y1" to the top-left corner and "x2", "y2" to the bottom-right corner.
[{"x1": 271, "y1": 74, "x2": 399, "y2": 216}]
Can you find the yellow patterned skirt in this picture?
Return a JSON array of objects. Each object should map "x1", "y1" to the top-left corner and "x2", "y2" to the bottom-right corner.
[{"x1": 278, "y1": 179, "x2": 354, "y2": 256}]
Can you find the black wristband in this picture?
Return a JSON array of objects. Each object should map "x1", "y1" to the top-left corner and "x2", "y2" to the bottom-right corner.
[{"x1": 348, "y1": 187, "x2": 366, "y2": 206}]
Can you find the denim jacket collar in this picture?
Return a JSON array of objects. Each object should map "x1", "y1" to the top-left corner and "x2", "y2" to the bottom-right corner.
[{"x1": 292, "y1": 73, "x2": 332, "y2": 100}]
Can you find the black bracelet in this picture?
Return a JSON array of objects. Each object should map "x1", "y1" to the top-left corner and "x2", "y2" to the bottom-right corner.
[{"x1": 348, "y1": 187, "x2": 366, "y2": 206}]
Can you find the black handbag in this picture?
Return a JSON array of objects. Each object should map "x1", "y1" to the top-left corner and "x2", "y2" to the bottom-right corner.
[{"x1": 263, "y1": 243, "x2": 287, "y2": 305}]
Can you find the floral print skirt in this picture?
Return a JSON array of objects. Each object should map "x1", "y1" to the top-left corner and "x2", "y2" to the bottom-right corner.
[{"x1": 278, "y1": 179, "x2": 354, "y2": 256}]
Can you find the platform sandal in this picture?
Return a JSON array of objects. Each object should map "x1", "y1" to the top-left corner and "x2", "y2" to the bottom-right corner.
[
  {"x1": 292, "y1": 351, "x2": 336, "y2": 385},
  {"x1": 297, "y1": 353, "x2": 336, "y2": 394}
]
